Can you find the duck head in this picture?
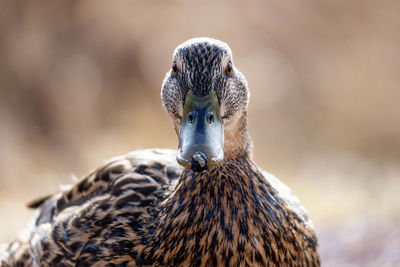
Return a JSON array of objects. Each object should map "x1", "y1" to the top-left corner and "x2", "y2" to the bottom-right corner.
[{"x1": 161, "y1": 38, "x2": 251, "y2": 172}]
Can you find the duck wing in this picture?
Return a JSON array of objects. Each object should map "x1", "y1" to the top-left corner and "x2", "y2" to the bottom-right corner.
[
  {"x1": 258, "y1": 168, "x2": 314, "y2": 228},
  {"x1": 1, "y1": 149, "x2": 182, "y2": 267}
]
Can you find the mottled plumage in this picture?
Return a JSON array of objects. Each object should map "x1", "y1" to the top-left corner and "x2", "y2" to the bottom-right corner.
[{"x1": 1, "y1": 38, "x2": 319, "y2": 267}]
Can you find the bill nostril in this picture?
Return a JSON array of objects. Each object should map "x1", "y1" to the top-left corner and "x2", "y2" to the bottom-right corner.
[
  {"x1": 206, "y1": 112, "x2": 214, "y2": 124},
  {"x1": 188, "y1": 112, "x2": 195, "y2": 124}
]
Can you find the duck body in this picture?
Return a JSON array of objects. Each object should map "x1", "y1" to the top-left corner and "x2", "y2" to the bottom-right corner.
[
  {"x1": 145, "y1": 152, "x2": 319, "y2": 267},
  {"x1": 2, "y1": 149, "x2": 318, "y2": 266},
  {"x1": 1, "y1": 38, "x2": 319, "y2": 266}
]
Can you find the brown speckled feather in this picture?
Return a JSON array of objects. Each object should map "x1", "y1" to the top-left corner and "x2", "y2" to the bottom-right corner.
[
  {"x1": 1, "y1": 149, "x2": 319, "y2": 266},
  {"x1": 1, "y1": 149, "x2": 181, "y2": 266}
]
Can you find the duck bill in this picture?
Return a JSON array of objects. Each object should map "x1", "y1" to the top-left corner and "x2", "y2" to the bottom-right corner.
[{"x1": 177, "y1": 91, "x2": 224, "y2": 172}]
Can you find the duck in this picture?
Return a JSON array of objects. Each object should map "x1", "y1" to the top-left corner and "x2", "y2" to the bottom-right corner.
[{"x1": 0, "y1": 38, "x2": 320, "y2": 267}]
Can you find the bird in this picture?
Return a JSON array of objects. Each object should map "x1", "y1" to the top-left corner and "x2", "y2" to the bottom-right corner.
[{"x1": 0, "y1": 38, "x2": 320, "y2": 267}]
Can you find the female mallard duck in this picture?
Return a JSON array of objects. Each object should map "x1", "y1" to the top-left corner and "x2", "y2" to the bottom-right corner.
[{"x1": 1, "y1": 38, "x2": 320, "y2": 267}]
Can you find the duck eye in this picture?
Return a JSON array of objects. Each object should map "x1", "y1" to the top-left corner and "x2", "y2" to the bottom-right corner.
[
  {"x1": 225, "y1": 61, "x2": 232, "y2": 75},
  {"x1": 172, "y1": 62, "x2": 179, "y2": 75}
]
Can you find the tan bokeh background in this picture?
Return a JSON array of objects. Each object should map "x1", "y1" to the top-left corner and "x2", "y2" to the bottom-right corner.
[{"x1": 1, "y1": 0, "x2": 399, "y2": 265}]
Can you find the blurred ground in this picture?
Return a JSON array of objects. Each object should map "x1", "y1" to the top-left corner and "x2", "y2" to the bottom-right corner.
[{"x1": 1, "y1": 0, "x2": 400, "y2": 266}]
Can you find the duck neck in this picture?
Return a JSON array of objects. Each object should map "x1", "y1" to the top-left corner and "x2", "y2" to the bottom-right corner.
[
  {"x1": 172, "y1": 155, "x2": 260, "y2": 203},
  {"x1": 144, "y1": 156, "x2": 287, "y2": 266}
]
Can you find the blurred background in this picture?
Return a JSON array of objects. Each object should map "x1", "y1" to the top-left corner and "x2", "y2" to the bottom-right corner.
[{"x1": 1, "y1": 0, "x2": 399, "y2": 265}]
